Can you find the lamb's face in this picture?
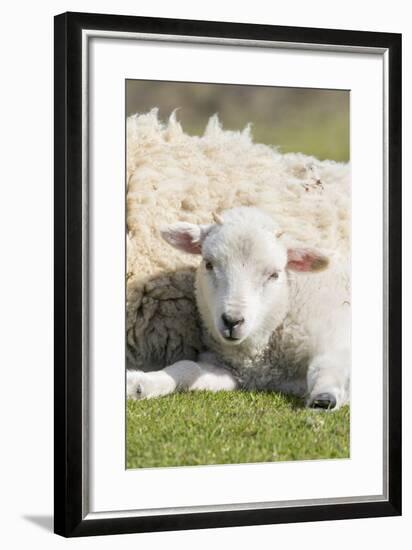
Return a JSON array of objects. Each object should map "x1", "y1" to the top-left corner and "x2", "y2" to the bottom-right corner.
[
  {"x1": 161, "y1": 207, "x2": 329, "y2": 347},
  {"x1": 197, "y1": 223, "x2": 288, "y2": 344}
]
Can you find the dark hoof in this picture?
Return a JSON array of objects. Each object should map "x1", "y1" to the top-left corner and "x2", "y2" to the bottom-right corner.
[{"x1": 310, "y1": 393, "x2": 336, "y2": 410}]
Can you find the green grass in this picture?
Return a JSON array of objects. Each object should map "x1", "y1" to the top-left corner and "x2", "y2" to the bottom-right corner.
[
  {"x1": 186, "y1": 111, "x2": 350, "y2": 163},
  {"x1": 127, "y1": 391, "x2": 350, "y2": 469},
  {"x1": 256, "y1": 112, "x2": 350, "y2": 163}
]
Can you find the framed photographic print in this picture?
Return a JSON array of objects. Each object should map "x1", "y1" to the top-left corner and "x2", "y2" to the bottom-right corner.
[{"x1": 54, "y1": 11, "x2": 402, "y2": 537}]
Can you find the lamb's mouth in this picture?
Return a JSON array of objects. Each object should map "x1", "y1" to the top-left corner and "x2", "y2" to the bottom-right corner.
[
  {"x1": 220, "y1": 331, "x2": 244, "y2": 345},
  {"x1": 223, "y1": 335, "x2": 241, "y2": 342},
  {"x1": 215, "y1": 321, "x2": 247, "y2": 344}
]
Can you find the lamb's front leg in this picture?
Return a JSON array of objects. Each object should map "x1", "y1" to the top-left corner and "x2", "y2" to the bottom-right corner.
[
  {"x1": 306, "y1": 349, "x2": 350, "y2": 411},
  {"x1": 127, "y1": 360, "x2": 238, "y2": 400}
]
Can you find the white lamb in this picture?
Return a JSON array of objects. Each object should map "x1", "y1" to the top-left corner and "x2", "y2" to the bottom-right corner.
[
  {"x1": 126, "y1": 110, "x2": 350, "y2": 410},
  {"x1": 127, "y1": 206, "x2": 350, "y2": 410}
]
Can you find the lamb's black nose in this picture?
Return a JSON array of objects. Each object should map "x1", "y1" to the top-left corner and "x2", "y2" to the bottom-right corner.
[{"x1": 221, "y1": 313, "x2": 244, "y2": 330}]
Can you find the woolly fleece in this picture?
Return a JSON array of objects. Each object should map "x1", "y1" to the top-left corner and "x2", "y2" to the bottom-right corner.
[{"x1": 126, "y1": 110, "x2": 350, "y2": 371}]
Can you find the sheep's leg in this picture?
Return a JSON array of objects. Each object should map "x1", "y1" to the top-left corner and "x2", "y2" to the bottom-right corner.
[
  {"x1": 127, "y1": 360, "x2": 238, "y2": 400},
  {"x1": 306, "y1": 349, "x2": 350, "y2": 411}
]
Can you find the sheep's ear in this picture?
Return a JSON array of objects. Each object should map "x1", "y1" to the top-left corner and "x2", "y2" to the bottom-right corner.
[
  {"x1": 286, "y1": 248, "x2": 329, "y2": 273},
  {"x1": 160, "y1": 222, "x2": 212, "y2": 254}
]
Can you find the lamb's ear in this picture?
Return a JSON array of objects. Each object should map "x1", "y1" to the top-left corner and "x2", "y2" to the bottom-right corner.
[
  {"x1": 160, "y1": 222, "x2": 212, "y2": 254},
  {"x1": 286, "y1": 248, "x2": 329, "y2": 273}
]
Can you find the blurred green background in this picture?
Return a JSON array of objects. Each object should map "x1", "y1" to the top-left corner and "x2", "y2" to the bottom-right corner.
[{"x1": 126, "y1": 80, "x2": 349, "y2": 162}]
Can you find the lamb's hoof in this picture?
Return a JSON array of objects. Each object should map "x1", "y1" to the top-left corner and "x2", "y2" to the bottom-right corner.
[
  {"x1": 127, "y1": 370, "x2": 148, "y2": 400},
  {"x1": 309, "y1": 393, "x2": 336, "y2": 410}
]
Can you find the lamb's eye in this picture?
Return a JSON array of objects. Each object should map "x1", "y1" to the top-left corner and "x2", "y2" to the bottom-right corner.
[
  {"x1": 205, "y1": 261, "x2": 214, "y2": 271},
  {"x1": 269, "y1": 271, "x2": 279, "y2": 280}
]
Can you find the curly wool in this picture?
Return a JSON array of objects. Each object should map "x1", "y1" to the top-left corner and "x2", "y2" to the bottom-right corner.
[{"x1": 126, "y1": 110, "x2": 350, "y2": 371}]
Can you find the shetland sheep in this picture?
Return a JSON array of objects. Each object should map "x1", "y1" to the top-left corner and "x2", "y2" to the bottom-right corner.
[{"x1": 126, "y1": 110, "x2": 350, "y2": 410}]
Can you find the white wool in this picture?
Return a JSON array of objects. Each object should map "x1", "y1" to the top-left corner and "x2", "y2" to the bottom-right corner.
[
  {"x1": 190, "y1": 206, "x2": 350, "y2": 397},
  {"x1": 126, "y1": 110, "x2": 350, "y2": 378}
]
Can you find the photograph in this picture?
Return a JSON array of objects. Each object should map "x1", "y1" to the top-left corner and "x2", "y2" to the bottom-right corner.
[
  {"x1": 53, "y1": 11, "x2": 401, "y2": 537},
  {"x1": 125, "y1": 80, "x2": 351, "y2": 469}
]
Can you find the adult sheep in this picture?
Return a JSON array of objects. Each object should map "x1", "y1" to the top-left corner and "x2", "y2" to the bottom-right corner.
[{"x1": 126, "y1": 111, "x2": 350, "y2": 410}]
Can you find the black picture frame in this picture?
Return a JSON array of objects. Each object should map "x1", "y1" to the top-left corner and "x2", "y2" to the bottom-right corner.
[{"x1": 54, "y1": 11, "x2": 402, "y2": 537}]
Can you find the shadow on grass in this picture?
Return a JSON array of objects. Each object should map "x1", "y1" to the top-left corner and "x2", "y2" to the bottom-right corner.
[{"x1": 266, "y1": 391, "x2": 304, "y2": 409}]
